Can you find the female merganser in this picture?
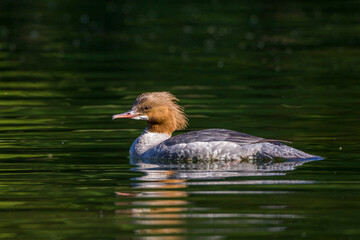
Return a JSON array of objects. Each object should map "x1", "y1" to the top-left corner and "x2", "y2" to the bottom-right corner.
[{"x1": 113, "y1": 92, "x2": 321, "y2": 162}]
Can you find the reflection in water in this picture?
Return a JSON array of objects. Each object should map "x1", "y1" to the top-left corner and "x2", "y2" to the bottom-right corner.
[
  {"x1": 131, "y1": 158, "x2": 316, "y2": 180},
  {"x1": 116, "y1": 159, "x2": 316, "y2": 239}
]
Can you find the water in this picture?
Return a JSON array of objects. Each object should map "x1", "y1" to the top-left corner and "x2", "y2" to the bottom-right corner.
[{"x1": 1, "y1": 0, "x2": 360, "y2": 239}]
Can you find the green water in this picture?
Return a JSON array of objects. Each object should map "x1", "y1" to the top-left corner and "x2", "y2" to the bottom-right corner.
[{"x1": 1, "y1": 0, "x2": 360, "y2": 239}]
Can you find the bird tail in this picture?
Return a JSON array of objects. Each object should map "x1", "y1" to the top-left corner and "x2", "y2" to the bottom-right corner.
[{"x1": 260, "y1": 142, "x2": 323, "y2": 161}]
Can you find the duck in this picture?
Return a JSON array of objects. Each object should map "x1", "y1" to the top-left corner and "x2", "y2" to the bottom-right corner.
[{"x1": 112, "y1": 92, "x2": 322, "y2": 162}]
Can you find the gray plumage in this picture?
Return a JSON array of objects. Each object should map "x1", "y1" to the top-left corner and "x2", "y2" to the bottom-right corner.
[
  {"x1": 134, "y1": 129, "x2": 322, "y2": 162},
  {"x1": 164, "y1": 129, "x2": 289, "y2": 146}
]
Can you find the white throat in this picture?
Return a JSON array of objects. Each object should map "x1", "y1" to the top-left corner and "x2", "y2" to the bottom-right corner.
[{"x1": 129, "y1": 130, "x2": 171, "y2": 160}]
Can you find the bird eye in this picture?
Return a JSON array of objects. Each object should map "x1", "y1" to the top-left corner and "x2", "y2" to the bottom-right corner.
[{"x1": 144, "y1": 106, "x2": 151, "y2": 110}]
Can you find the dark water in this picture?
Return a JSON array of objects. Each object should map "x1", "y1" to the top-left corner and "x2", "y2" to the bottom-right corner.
[{"x1": 1, "y1": 0, "x2": 360, "y2": 239}]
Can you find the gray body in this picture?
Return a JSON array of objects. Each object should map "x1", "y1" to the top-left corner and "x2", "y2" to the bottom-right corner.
[{"x1": 129, "y1": 129, "x2": 320, "y2": 162}]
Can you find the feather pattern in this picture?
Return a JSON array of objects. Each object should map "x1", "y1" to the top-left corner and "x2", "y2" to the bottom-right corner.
[
  {"x1": 163, "y1": 129, "x2": 288, "y2": 146},
  {"x1": 130, "y1": 129, "x2": 321, "y2": 162}
]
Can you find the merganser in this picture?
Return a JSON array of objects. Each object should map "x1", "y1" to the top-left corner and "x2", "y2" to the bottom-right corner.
[{"x1": 112, "y1": 92, "x2": 322, "y2": 162}]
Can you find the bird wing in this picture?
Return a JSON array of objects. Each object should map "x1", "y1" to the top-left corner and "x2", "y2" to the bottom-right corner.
[{"x1": 163, "y1": 129, "x2": 290, "y2": 146}]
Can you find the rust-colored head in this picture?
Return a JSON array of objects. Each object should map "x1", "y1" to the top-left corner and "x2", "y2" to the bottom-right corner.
[{"x1": 112, "y1": 92, "x2": 188, "y2": 135}]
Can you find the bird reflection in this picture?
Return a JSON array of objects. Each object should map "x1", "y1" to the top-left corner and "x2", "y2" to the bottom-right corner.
[
  {"x1": 116, "y1": 168, "x2": 189, "y2": 238},
  {"x1": 115, "y1": 159, "x2": 317, "y2": 239}
]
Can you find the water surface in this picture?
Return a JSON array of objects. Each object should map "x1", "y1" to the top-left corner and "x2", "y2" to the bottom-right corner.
[{"x1": 1, "y1": 0, "x2": 360, "y2": 239}]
